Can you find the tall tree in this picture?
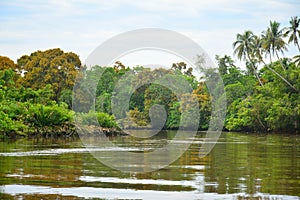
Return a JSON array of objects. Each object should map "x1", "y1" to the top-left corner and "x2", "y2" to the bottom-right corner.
[
  {"x1": 284, "y1": 16, "x2": 300, "y2": 52},
  {"x1": 262, "y1": 21, "x2": 287, "y2": 63},
  {"x1": 251, "y1": 35, "x2": 264, "y2": 63},
  {"x1": 0, "y1": 56, "x2": 16, "y2": 71},
  {"x1": 294, "y1": 55, "x2": 300, "y2": 67},
  {"x1": 215, "y1": 54, "x2": 236, "y2": 76},
  {"x1": 233, "y1": 30, "x2": 263, "y2": 86},
  {"x1": 17, "y1": 48, "x2": 82, "y2": 100}
]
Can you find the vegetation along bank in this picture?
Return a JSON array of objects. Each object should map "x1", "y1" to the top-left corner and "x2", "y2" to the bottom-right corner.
[{"x1": 0, "y1": 16, "x2": 299, "y2": 138}]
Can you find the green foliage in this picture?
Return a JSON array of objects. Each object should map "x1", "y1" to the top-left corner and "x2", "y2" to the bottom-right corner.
[
  {"x1": 225, "y1": 82, "x2": 251, "y2": 105},
  {"x1": 0, "y1": 68, "x2": 15, "y2": 87},
  {"x1": 216, "y1": 55, "x2": 236, "y2": 77},
  {"x1": 226, "y1": 96, "x2": 270, "y2": 132},
  {"x1": 0, "y1": 69, "x2": 75, "y2": 137},
  {"x1": 58, "y1": 89, "x2": 73, "y2": 108},
  {"x1": 81, "y1": 65, "x2": 130, "y2": 114},
  {"x1": 265, "y1": 96, "x2": 298, "y2": 131},
  {"x1": 27, "y1": 103, "x2": 73, "y2": 127},
  {"x1": 144, "y1": 83, "x2": 174, "y2": 119},
  {"x1": 179, "y1": 94, "x2": 200, "y2": 129},
  {"x1": 284, "y1": 16, "x2": 300, "y2": 52},
  {"x1": 96, "y1": 92, "x2": 112, "y2": 113},
  {"x1": 166, "y1": 102, "x2": 181, "y2": 129},
  {"x1": 77, "y1": 111, "x2": 118, "y2": 128},
  {"x1": 96, "y1": 112, "x2": 118, "y2": 128},
  {"x1": 128, "y1": 108, "x2": 149, "y2": 126},
  {"x1": 0, "y1": 111, "x2": 27, "y2": 136},
  {"x1": 225, "y1": 59, "x2": 300, "y2": 132}
]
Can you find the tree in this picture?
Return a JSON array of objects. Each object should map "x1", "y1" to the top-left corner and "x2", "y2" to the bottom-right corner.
[
  {"x1": 284, "y1": 16, "x2": 300, "y2": 52},
  {"x1": 192, "y1": 82, "x2": 211, "y2": 130},
  {"x1": 233, "y1": 30, "x2": 263, "y2": 86},
  {"x1": 113, "y1": 61, "x2": 126, "y2": 73},
  {"x1": 16, "y1": 48, "x2": 82, "y2": 100},
  {"x1": 0, "y1": 69, "x2": 75, "y2": 137},
  {"x1": 0, "y1": 56, "x2": 17, "y2": 71},
  {"x1": 251, "y1": 35, "x2": 264, "y2": 63},
  {"x1": 215, "y1": 55, "x2": 236, "y2": 76},
  {"x1": 293, "y1": 55, "x2": 300, "y2": 67},
  {"x1": 171, "y1": 62, "x2": 194, "y2": 77},
  {"x1": 261, "y1": 21, "x2": 287, "y2": 63}
]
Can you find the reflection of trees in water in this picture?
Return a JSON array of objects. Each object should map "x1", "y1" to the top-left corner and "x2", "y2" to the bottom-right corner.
[
  {"x1": 0, "y1": 133, "x2": 299, "y2": 198},
  {"x1": 204, "y1": 133, "x2": 300, "y2": 196}
]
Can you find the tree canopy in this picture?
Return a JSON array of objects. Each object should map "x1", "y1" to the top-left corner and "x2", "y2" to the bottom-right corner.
[
  {"x1": 0, "y1": 56, "x2": 16, "y2": 71},
  {"x1": 16, "y1": 48, "x2": 83, "y2": 100}
]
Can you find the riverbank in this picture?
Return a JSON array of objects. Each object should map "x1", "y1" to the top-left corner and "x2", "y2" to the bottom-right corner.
[
  {"x1": 2, "y1": 124, "x2": 299, "y2": 140},
  {"x1": 0, "y1": 123, "x2": 129, "y2": 140}
]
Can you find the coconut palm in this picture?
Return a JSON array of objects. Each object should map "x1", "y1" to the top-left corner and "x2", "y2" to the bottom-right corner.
[
  {"x1": 262, "y1": 21, "x2": 287, "y2": 63},
  {"x1": 262, "y1": 21, "x2": 288, "y2": 72},
  {"x1": 251, "y1": 35, "x2": 265, "y2": 63},
  {"x1": 293, "y1": 55, "x2": 300, "y2": 67},
  {"x1": 284, "y1": 16, "x2": 300, "y2": 52},
  {"x1": 233, "y1": 30, "x2": 263, "y2": 86}
]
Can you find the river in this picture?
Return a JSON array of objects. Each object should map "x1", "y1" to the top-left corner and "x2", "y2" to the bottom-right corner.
[{"x1": 0, "y1": 131, "x2": 299, "y2": 199}]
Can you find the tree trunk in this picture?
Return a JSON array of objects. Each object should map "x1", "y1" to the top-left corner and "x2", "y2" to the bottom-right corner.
[
  {"x1": 247, "y1": 54, "x2": 264, "y2": 86},
  {"x1": 275, "y1": 51, "x2": 286, "y2": 71},
  {"x1": 296, "y1": 40, "x2": 300, "y2": 52},
  {"x1": 266, "y1": 66, "x2": 298, "y2": 91}
]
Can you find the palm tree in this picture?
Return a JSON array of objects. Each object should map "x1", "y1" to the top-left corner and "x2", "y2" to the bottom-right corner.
[
  {"x1": 284, "y1": 16, "x2": 300, "y2": 52},
  {"x1": 262, "y1": 21, "x2": 287, "y2": 64},
  {"x1": 293, "y1": 55, "x2": 300, "y2": 67},
  {"x1": 233, "y1": 30, "x2": 264, "y2": 86},
  {"x1": 252, "y1": 35, "x2": 265, "y2": 63}
]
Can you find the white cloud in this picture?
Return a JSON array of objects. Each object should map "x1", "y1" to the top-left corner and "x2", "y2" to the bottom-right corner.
[{"x1": 0, "y1": 0, "x2": 299, "y2": 66}]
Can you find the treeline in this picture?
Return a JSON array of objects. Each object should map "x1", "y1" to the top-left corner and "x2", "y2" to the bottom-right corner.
[
  {"x1": 0, "y1": 49, "x2": 117, "y2": 137},
  {"x1": 0, "y1": 16, "x2": 300, "y2": 137},
  {"x1": 226, "y1": 16, "x2": 300, "y2": 132},
  {"x1": 73, "y1": 62, "x2": 211, "y2": 131}
]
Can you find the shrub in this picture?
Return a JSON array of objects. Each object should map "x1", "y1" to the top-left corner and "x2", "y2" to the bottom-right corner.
[
  {"x1": 0, "y1": 111, "x2": 27, "y2": 136},
  {"x1": 76, "y1": 111, "x2": 118, "y2": 128},
  {"x1": 27, "y1": 103, "x2": 73, "y2": 127}
]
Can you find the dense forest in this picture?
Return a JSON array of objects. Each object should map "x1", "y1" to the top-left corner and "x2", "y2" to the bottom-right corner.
[{"x1": 0, "y1": 16, "x2": 300, "y2": 138}]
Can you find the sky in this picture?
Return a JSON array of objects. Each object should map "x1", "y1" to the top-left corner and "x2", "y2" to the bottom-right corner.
[{"x1": 1, "y1": 0, "x2": 300, "y2": 68}]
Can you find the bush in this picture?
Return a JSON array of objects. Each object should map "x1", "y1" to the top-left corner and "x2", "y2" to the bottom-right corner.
[
  {"x1": 96, "y1": 112, "x2": 118, "y2": 128},
  {"x1": 27, "y1": 103, "x2": 73, "y2": 127},
  {"x1": 0, "y1": 111, "x2": 27, "y2": 136},
  {"x1": 77, "y1": 111, "x2": 118, "y2": 128}
]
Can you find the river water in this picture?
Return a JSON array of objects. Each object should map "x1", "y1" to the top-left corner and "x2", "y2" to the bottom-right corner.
[{"x1": 0, "y1": 131, "x2": 299, "y2": 199}]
